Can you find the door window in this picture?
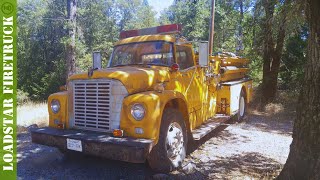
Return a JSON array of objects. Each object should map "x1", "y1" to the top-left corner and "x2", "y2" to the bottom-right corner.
[{"x1": 176, "y1": 45, "x2": 194, "y2": 70}]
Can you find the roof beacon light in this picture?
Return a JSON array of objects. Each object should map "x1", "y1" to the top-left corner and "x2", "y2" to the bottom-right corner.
[{"x1": 119, "y1": 24, "x2": 182, "y2": 39}]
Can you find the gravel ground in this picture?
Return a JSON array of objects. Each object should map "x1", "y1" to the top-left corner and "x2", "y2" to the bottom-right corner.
[{"x1": 17, "y1": 109, "x2": 293, "y2": 180}]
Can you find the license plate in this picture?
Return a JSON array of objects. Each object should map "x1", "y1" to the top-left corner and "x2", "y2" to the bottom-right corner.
[{"x1": 66, "y1": 138, "x2": 82, "y2": 152}]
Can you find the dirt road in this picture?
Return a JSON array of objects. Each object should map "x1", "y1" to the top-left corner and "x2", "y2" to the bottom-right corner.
[{"x1": 17, "y1": 109, "x2": 293, "y2": 180}]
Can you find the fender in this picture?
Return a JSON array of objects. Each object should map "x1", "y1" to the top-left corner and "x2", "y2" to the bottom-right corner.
[
  {"x1": 120, "y1": 90, "x2": 188, "y2": 144},
  {"x1": 47, "y1": 91, "x2": 68, "y2": 128}
]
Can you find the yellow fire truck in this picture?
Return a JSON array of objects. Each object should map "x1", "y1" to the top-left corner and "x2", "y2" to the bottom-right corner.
[{"x1": 31, "y1": 24, "x2": 252, "y2": 172}]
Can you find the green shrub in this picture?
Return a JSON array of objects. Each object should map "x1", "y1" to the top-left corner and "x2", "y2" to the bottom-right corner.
[{"x1": 17, "y1": 89, "x2": 30, "y2": 105}]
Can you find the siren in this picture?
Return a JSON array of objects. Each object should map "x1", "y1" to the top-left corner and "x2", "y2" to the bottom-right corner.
[{"x1": 119, "y1": 24, "x2": 182, "y2": 39}]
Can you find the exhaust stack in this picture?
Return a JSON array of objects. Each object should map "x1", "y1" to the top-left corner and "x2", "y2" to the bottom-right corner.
[{"x1": 209, "y1": 0, "x2": 216, "y2": 55}]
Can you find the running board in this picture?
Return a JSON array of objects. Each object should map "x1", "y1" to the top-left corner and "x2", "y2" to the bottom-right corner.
[{"x1": 191, "y1": 114, "x2": 230, "y2": 140}]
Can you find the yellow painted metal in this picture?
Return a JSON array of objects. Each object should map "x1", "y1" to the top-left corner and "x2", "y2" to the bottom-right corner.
[
  {"x1": 218, "y1": 57, "x2": 249, "y2": 67},
  {"x1": 48, "y1": 91, "x2": 69, "y2": 129},
  {"x1": 115, "y1": 35, "x2": 176, "y2": 46},
  {"x1": 220, "y1": 68, "x2": 250, "y2": 82},
  {"x1": 120, "y1": 90, "x2": 187, "y2": 144},
  {"x1": 47, "y1": 34, "x2": 253, "y2": 145},
  {"x1": 208, "y1": 55, "x2": 250, "y2": 82},
  {"x1": 68, "y1": 67, "x2": 171, "y2": 94}
]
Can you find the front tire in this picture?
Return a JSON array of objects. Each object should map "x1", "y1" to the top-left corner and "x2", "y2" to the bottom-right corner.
[{"x1": 147, "y1": 108, "x2": 187, "y2": 173}]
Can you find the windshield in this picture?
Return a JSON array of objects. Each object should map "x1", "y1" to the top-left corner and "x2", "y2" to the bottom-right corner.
[{"x1": 109, "y1": 41, "x2": 174, "y2": 67}]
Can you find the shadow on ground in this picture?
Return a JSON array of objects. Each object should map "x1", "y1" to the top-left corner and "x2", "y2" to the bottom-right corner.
[
  {"x1": 240, "y1": 109, "x2": 294, "y2": 136},
  {"x1": 18, "y1": 107, "x2": 292, "y2": 179},
  {"x1": 170, "y1": 152, "x2": 283, "y2": 180}
]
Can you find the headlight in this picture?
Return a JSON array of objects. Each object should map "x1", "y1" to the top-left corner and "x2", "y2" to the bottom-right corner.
[
  {"x1": 131, "y1": 104, "x2": 145, "y2": 121},
  {"x1": 51, "y1": 99, "x2": 60, "y2": 114}
]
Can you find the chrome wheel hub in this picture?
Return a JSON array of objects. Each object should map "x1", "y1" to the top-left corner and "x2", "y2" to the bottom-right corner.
[{"x1": 166, "y1": 122, "x2": 184, "y2": 162}]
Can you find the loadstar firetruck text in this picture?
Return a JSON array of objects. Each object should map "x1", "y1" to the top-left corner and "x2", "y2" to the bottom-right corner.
[{"x1": 2, "y1": 15, "x2": 14, "y2": 171}]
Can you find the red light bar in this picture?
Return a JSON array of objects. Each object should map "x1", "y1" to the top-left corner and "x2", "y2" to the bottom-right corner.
[{"x1": 119, "y1": 24, "x2": 182, "y2": 39}]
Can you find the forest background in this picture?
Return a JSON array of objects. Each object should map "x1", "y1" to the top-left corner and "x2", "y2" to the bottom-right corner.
[
  {"x1": 17, "y1": 1, "x2": 320, "y2": 178},
  {"x1": 17, "y1": 0, "x2": 306, "y2": 103}
]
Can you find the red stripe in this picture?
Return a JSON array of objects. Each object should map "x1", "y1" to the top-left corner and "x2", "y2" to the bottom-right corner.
[
  {"x1": 119, "y1": 30, "x2": 139, "y2": 39},
  {"x1": 119, "y1": 24, "x2": 182, "y2": 39},
  {"x1": 157, "y1": 24, "x2": 182, "y2": 34}
]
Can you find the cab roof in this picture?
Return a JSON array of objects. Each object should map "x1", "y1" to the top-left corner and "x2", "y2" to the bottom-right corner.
[{"x1": 114, "y1": 35, "x2": 177, "y2": 46}]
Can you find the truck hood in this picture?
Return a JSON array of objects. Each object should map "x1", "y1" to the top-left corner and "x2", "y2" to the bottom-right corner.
[{"x1": 68, "y1": 66, "x2": 170, "y2": 94}]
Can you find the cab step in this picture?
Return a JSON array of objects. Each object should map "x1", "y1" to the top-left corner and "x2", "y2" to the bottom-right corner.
[{"x1": 191, "y1": 114, "x2": 230, "y2": 140}]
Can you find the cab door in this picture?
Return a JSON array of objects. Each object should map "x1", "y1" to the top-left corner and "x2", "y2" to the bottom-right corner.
[
  {"x1": 175, "y1": 45, "x2": 204, "y2": 130},
  {"x1": 195, "y1": 61, "x2": 210, "y2": 126}
]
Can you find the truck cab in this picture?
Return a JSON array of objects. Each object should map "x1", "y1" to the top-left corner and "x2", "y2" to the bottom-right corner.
[{"x1": 31, "y1": 24, "x2": 252, "y2": 172}]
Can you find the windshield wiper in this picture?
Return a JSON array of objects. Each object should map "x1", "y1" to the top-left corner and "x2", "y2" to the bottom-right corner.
[
  {"x1": 113, "y1": 63, "x2": 149, "y2": 67},
  {"x1": 112, "y1": 64, "x2": 135, "y2": 67},
  {"x1": 146, "y1": 63, "x2": 169, "y2": 67}
]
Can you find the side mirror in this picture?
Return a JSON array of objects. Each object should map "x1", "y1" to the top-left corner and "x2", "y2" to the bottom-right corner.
[
  {"x1": 59, "y1": 85, "x2": 66, "y2": 91},
  {"x1": 92, "y1": 51, "x2": 102, "y2": 69},
  {"x1": 199, "y1": 42, "x2": 208, "y2": 67}
]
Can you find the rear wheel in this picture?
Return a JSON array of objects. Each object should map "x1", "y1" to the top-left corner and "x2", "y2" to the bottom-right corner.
[
  {"x1": 237, "y1": 90, "x2": 246, "y2": 121},
  {"x1": 147, "y1": 108, "x2": 187, "y2": 173}
]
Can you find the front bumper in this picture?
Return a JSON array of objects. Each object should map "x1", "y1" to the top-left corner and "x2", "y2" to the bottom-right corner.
[{"x1": 30, "y1": 127, "x2": 154, "y2": 163}]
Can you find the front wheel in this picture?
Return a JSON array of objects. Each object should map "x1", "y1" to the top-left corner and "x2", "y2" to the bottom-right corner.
[{"x1": 147, "y1": 108, "x2": 187, "y2": 173}]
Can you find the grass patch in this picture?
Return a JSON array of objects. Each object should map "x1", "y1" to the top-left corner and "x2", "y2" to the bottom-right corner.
[{"x1": 17, "y1": 101, "x2": 49, "y2": 128}]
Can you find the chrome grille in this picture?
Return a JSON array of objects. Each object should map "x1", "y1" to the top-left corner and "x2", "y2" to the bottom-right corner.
[{"x1": 73, "y1": 80, "x2": 112, "y2": 132}]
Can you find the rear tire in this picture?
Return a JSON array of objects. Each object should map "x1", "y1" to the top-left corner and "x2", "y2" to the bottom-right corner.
[
  {"x1": 147, "y1": 108, "x2": 187, "y2": 173},
  {"x1": 237, "y1": 90, "x2": 246, "y2": 122}
]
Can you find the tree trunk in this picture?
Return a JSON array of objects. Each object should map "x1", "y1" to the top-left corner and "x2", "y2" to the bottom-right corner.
[
  {"x1": 261, "y1": 0, "x2": 276, "y2": 102},
  {"x1": 261, "y1": 0, "x2": 289, "y2": 103},
  {"x1": 66, "y1": 0, "x2": 77, "y2": 79},
  {"x1": 236, "y1": 0, "x2": 244, "y2": 55},
  {"x1": 277, "y1": 0, "x2": 320, "y2": 179}
]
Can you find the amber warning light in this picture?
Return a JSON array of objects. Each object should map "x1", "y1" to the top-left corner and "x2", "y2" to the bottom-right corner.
[
  {"x1": 113, "y1": 129, "x2": 124, "y2": 137},
  {"x1": 119, "y1": 24, "x2": 182, "y2": 39}
]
